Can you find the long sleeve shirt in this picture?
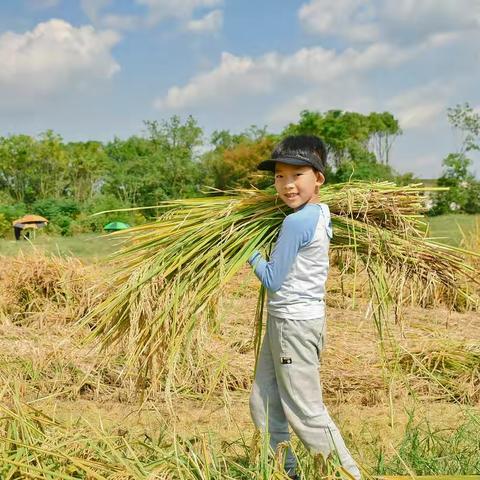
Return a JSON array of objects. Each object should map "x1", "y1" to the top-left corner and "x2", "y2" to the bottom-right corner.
[{"x1": 248, "y1": 203, "x2": 332, "y2": 320}]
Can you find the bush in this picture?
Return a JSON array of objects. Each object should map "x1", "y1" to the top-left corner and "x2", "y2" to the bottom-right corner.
[
  {"x1": 0, "y1": 203, "x2": 27, "y2": 223},
  {"x1": 32, "y1": 198, "x2": 81, "y2": 221},
  {"x1": 43, "y1": 223, "x2": 62, "y2": 236},
  {"x1": 83, "y1": 194, "x2": 137, "y2": 232},
  {"x1": 432, "y1": 189, "x2": 480, "y2": 215},
  {"x1": 430, "y1": 154, "x2": 480, "y2": 215},
  {"x1": 395, "y1": 171, "x2": 417, "y2": 186},
  {"x1": 67, "y1": 213, "x2": 94, "y2": 236},
  {"x1": 0, "y1": 213, "x2": 11, "y2": 238},
  {"x1": 53, "y1": 214, "x2": 73, "y2": 236},
  {"x1": 464, "y1": 181, "x2": 480, "y2": 214},
  {"x1": 202, "y1": 137, "x2": 276, "y2": 190},
  {"x1": 0, "y1": 203, "x2": 28, "y2": 239},
  {"x1": 30, "y1": 198, "x2": 81, "y2": 236},
  {"x1": 332, "y1": 157, "x2": 396, "y2": 183}
]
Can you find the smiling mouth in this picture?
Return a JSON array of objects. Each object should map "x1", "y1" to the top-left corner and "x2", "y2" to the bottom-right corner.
[{"x1": 285, "y1": 193, "x2": 299, "y2": 199}]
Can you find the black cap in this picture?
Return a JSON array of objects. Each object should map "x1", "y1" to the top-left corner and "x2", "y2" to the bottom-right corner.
[
  {"x1": 257, "y1": 153, "x2": 325, "y2": 174},
  {"x1": 256, "y1": 135, "x2": 327, "y2": 174}
]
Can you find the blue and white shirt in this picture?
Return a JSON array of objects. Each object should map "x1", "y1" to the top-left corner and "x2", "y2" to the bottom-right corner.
[{"x1": 248, "y1": 203, "x2": 333, "y2": 320}]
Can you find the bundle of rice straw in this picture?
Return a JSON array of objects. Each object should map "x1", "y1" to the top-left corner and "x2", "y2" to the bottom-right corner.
[{"x1": 81, "y1": 182, "x2": 479, "y2": 390}]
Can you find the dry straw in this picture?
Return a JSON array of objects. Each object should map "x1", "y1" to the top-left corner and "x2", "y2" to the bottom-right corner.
[
  {"x1": 395, "y1": 340, "x2": 480, "y2": 403},
  {"x1": 0, "y1": 387, "x2": 355, "y2": 479},
  {"x1": 80, "y1": 182, "x2": 480, "y2": 393},
  {"x1": 0, "y1": 253, "x2": 99, "y2": 326}
]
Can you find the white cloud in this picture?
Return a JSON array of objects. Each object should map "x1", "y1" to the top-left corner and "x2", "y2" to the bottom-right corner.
[
  {"x1": 154, "y1": 41, "x2": 432, "y2": 110},
  {"x1": 102, "y1": 13, "x2": 142, "y2": 30},
  {"x1": 299, "y1": 0, "x2": 480, "y2": 44},
  {"x1": 388, "y1": 83, "x2": 450, "y2": 130},
  {"x1": 299, "y1": 0, "x2": 379, "y2": 42},
  {"x1": 81, "y1": 0, "x2": 112, "y2": 23},
  {"x1": 381, "y1": 0, "x2": 480, "y2": 35},
  {"x1": 0, "y1": 19, "x2": 120, "y2": 108},
  {"x1": 136, "y1": 0, "x2": 223, "y2": 25},
  {"x1": 81, "y1": 0, "x2": 143, "y2": 31},
  {"x1": 395, "y1": 102, "x2": 445, "y2": 130},
  {"x1": 266, "y1": 82, "x2": 375, "y2": 128},
  {"x1": 186, "y1": 9, "x2": 223, "y2": 33},
  {"x1": 154, "y1": 51, "x2": 268, "y2": 109},
  {"x1": 81, "y1": 0, "x2": 224, "y2": 32}
]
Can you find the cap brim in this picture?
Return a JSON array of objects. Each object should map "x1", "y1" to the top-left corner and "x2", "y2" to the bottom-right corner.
[{"x1": 257, "y1": 156, "x2": 312, "y2": 172}]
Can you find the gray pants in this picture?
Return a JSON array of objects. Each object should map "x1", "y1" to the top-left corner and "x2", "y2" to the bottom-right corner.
[{"x1": 249, "y1": 313, "x2": 361, "y2": 479}]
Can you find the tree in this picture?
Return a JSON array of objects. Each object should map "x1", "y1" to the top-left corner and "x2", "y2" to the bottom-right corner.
[
  {"x1": 32, "y1": 197, "x2": 81, "y2": 235},
  {"x1": 366, "y1": 112, "x2": 401, "y2": 165},
  {"x1": 282, "y1": 109, "x2": 401, "y2": 168},
  {"x1": 447, "y1": 103, "x2": 480, "y2": 155},
  {"x1": 0, "y1": 134, "x2": 37, "y2": 203},
  {"x1": 0, "y1": 131, "x2": 86, "y2": 203},
  {"x1": 431, "y1": 103, "x2": 480, "y2": 215},
  {"x1": 104, "y1": 115, "x2": 205, "y2": 205},
  {"x1": 333, "y1": 144, "x2": 397, "y2": 183},
  {"x1": 202, "y1": 126, "x2": 276, "y2": 190},
  {"x1": 144, "y1": 116, "x2": 204, "y2": 200},
  {"x1": 35, "y1": 130, "x2": 69, "y2": 199},
  {"x1": 65, "y1": 141, "x2": 111, "y2": 202},
  {"x1": 103, "y1": 135, "x2": 153, "y2": 205}
]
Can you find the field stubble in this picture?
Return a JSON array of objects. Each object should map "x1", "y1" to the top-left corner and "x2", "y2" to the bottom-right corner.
[{"x1": 0, "y1": 250, "x2": 479, "y2": 477}]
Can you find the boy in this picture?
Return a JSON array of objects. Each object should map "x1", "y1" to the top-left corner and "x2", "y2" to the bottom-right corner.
[{"x1": 247, "y1": 135, "x2": 361, "y2": 480}]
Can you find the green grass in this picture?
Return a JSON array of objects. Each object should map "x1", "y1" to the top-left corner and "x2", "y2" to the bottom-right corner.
[
  {"x1": 375, "y1": 410, "x2": 480, "y2": 476},
  {"x1": 1, "y1": 214, "x2": 478, "y2": 261},
  {"x1": 426, "y1": 214, "x2": 480, "y2": 247},
  {"x1": 0, "y1": 233, "x2": 121, "y2": 261}
]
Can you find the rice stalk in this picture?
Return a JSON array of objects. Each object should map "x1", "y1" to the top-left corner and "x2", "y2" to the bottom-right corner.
[
  {"x1": 394, "y1": 341, "x2": 480, "y2": 404},
  {"x1": 80, "y1": 182, "x2": 480, "y2": 393},
  {"x1": 2, "y1": 393, "x2": 479, "y2": 478},
  {"x1": 0, "y1": 253, "x2": 101, "y2": 326},
  {"x1": 0, "y1": 390, "x2": 348, "y2": 479}
]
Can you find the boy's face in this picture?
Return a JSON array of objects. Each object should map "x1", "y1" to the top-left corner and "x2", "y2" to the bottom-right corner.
[{"x1": 274, "y1": 162, "x2": 325, "y2": 210}]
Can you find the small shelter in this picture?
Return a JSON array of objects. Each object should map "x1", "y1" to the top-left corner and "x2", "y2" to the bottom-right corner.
[
  {"x1": 12, "y1": 214, "x2": 49, "y2": 240},
  {"x1": 104, "y1": 221, "x2": 130, "y2": 232}
]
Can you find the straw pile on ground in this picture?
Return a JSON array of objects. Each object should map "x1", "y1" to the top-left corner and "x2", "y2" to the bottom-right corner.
[
  {"x1": 81, "y1": 182, "x2": 480, "y2": 393},
  {"x1": 395, "y1": 340, "x2": 480, "y2": 404},
  {"x1": 0, "y1": 254, "x2": 100, "y2": 326}
]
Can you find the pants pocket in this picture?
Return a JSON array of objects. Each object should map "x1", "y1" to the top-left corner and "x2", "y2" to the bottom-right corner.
[
  {"x1": 279, "y1": 318, "x2": 325, "y2": 419},
  {"x1": 286, "y1": 360, "x2": 325, "y2": 419}
]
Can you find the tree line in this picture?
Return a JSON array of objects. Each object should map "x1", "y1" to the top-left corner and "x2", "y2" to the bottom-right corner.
[{"x1": 0, "y1": 106, "x2": 478, "y2": 237}]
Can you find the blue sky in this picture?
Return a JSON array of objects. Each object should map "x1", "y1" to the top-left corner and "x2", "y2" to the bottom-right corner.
[{"x1": 1, "y1": 0, "x2": 480, "y2": 177}]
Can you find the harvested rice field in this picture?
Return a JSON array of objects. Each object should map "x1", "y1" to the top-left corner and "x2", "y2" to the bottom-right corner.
[{"x1": 0, "y1": 249, "x2": 479, "y2": 478}]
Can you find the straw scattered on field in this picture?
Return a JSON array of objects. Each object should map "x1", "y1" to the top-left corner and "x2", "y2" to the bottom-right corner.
[
  {"x1": 394, "y1": 340, "x2": 480, "y2": 404},
  {"x1": 0, "y1": 386, "x2": 479, "y2": 479},
  {"x1": 1, "y1": 248, "x2": 478, "y2": 407},
  {"x1": 1, "y1": 252, "x2": 480, "y2": 477}
]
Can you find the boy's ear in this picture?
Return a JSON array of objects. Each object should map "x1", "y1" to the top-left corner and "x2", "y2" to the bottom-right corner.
[{"x1": 316, "y1": 171, "x2": 325, "y2": 185}]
